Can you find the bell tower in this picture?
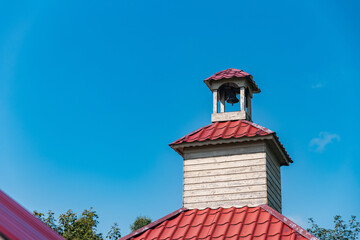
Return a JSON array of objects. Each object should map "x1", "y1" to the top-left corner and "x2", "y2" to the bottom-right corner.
[
  {"x1": 170, "y1": 68, "x2": 292, "y2": 213},
  {"x1": 204, "y1": 68, "x2": 260, "y2": 122}
]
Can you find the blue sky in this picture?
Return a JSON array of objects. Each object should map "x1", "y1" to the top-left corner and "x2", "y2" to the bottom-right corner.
[{"x1": 1, "y1": 0, "x2": 359, "y2": 236}]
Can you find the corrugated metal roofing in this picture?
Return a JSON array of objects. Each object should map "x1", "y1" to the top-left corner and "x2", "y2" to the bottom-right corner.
[
  {"x1": 203, "y1": 68, "x2": 260, "y2": 93},
  {"x1": 120, "y1": 205, "x2": 317, "y2": 240},
  {"x1": 170, "y1": 120, "x2": 273, "y2": 145},
  {"x1": 205, "y1": 68, "x2": 251, "y2": 81},
  {"x1": 170, "y1": 120, "x2": 292, "y2": 164},
  {"x1": 0, "y1": 189, "x2": 64, "y2": 240}
]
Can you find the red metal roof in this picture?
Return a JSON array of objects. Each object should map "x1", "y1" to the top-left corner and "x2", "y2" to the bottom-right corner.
[
  {"x1": 170, "y1": 120, "x2": 292, "y2": 164},
  {"x1": 120, "y1": 205, "x2": 317, "y2": 240},
  {"x1": 205, "y1": 68, "x2": 251, "y2": 81},
  {"x1": 170, "y1": 120, "x2": 273, "y2": 145},
  {"x1": 204, "y1": 68, "x2": 260, "y2": 93},
  {"x1": 0, "y1": 189, "x2": 64, "y2": 240}
]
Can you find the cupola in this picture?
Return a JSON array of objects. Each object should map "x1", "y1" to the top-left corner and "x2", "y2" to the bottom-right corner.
[
  {"x1": 204, "y1": 68, "x2": 260, "y2": 122},
  {"x1": 170, "y1": 68, "x2": 292, "y2": 213}
]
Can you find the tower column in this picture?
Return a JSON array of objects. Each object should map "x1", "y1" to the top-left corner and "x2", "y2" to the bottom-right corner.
[
  {"x1": 240, "y1": 87, "x2": 245, "y2": 111},
  {"x1": 213, "y1": 90, "x2": 218, "y2": 114},
  {"x1": 220, "y1": 92, "x2": 225, "y2": 113},
  {"x1": 247, "y1": 93, "x2": 252, "y2": 120}
]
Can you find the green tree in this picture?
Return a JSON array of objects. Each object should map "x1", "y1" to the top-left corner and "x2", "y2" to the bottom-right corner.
[
  {"x1": 307, "y1": 215, "x2": 360, "y2": 240},
  {"x1": 106, "y1": 223, "x2": 121, "y2": 240},
  {"x1": 130, "y1": 216, "x2": 152, "y2": 232},
  {"x1": 33, "y1": 208, "x2": 121, "y2": 240}
]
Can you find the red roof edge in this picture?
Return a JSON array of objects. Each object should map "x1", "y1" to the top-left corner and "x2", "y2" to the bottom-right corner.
[
  {"x1": 168, "y1": 120, "x2": 292, "y2": 164},
  {"x1": 203, "y1": 68, "x2": 260, "y2": 93},
  {"x1": 0, "y1": 189, "x2": 64, "y2": 240},
  {"x1": 119, "y1": 208, "x2": 187, "y2": 240},
  {"x1": 168, "y1": 123, "x2": 213, "y2": 146},
  {"x1": 259, "y1": 205, "x2": 318, "y2": 240}
]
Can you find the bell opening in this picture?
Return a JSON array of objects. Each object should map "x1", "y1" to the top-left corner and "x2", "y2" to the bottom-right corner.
[{"x1": 218, "y1": 83, "x2": 241, "y2": 113}]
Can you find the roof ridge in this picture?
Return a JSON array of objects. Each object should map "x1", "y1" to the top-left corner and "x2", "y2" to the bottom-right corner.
[
  {"x1": 259, "y1": 205, "x2": 318, "y2": 240},
  {"x1": 242, "y1": 120, "x2": 274, "y2": 134}
]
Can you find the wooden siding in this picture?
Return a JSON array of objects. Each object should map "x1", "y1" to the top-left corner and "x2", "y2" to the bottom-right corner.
[
  {"x1": 266, "y1": 149, "x2": 282, "y2": 213},
  {"x1": 183, "y1": 152, "x2": 268, "y2": 209},
  {"x1": 182, "y1": 141, "x2": 284, "y2": 212},
  {"x1": 184, "y1": 198, "x2": 268, "y2": 209}
]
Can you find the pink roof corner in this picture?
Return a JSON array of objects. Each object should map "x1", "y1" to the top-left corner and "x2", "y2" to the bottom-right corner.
[{"x1": 0, "y1": 189, "x2": 64, "y2": 240}]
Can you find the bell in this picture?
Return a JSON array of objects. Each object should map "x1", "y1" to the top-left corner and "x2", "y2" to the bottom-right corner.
[{"x1": 226, "y1": 90, "x2": 239, "y2": 105}]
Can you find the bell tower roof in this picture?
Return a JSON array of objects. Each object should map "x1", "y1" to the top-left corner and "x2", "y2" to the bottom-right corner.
[
  {"x1": 169, "y1": 119, "x2": 292, "y2": 165},
  {"x1": 204, "y1": 68, "x2": 261, "y2": 93}
]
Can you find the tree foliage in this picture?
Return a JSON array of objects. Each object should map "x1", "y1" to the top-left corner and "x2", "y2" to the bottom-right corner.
[
  {"x1": 307, "y1": 215, "x2": 360, "y2": 240},
  {"x1": 106, "y1": 223, "x2": 122, "y2": 240},
  {"x1": 130, "y1": 216, "x2": 152, "y2": 232},
  {"x1": 33, "y1": 208, "x2": 121, "y2": 240}
]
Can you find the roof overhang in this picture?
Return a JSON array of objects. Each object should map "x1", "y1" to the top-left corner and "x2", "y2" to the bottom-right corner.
[
  {"x1": 170, "y1": 134, "x2": 292, "y2": 165},
  {"x1": 204, "y1": 76, "x2": 261, "y2": 93}
]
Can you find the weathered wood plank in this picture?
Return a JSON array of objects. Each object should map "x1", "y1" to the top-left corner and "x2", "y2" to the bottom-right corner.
[
  {"x1": 184, "y1": 191, "x2": 267, "y2": 204},
  {"x1": 267, "y1": 179, "x2": 281, "y2": 203},
  {"x1": 266, "y1": 166, "x2": 281, "y2": 191},
  {"x1": 183, "y1": 178, "x2": 266, "y2": 191},
  {"x1": 184, "y1": 143, "x2": 265, "y2": 159},
  {"x1": 267, "y1": 161, "x2": 280, "y2": 182},
  {"x1": 184, "y1": 198, "x2": 268, "y2": 209},
  {"x1": 184, "y1": 158, "x2": 265, "y2": 172},
  {"x1": 184, "y1": 165, "x2": 266, "y2": 178},
  {"x1": 266, "y1": 152, "x2": 280, "y2": 179},
  {"x1": 266, "y1": 149, "x2": 281, "y2": 167},
  {"x1": 184, "y1": 153, "x2": 266, "y2": 165},
  {"x1": 184, "y1": 184, "x2": 267, "y2": 197},
  {"x1": 183, "y1": 171, "x2": 267, "y2": 184},
  {"x1": 267, "y1": 191, "x2": 281, "y2": 212},
  {"x1": 266, "y1": 170, "x2": 281, "y2": 196}
]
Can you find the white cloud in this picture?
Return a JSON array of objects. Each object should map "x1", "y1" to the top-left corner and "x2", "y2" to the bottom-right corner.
[
  {"x1": 309, "y1": 132, "x2": 340, "y2": 152},
  {"x1": 311, "y1": 83, "x2": 323, "y2": 89}
]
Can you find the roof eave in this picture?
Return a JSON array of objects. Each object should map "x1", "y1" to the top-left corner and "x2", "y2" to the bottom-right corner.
[
  {"x1": 203, "y1": 76, "x2": 261, "y2": 93},
  {"x1": 170, "y1": 134, "x2": 292, "y2": 165}
]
